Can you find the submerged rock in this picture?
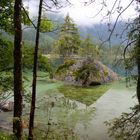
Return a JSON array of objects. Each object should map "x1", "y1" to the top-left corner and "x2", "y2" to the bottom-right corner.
[{"x1": 0, "y1": 102, "x2": 14, "y2": 112}]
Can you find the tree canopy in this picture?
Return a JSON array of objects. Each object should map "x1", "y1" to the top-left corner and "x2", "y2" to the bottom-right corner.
[{"x1": 54, "y1": 14, "x2": 81, "y2": 59}]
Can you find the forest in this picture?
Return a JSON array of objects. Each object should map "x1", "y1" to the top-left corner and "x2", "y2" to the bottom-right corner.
[{"x1": 0, "y1": 0, "x2": 140, "y2": 140}]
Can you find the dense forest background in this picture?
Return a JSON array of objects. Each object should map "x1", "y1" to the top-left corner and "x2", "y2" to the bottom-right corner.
[{"x1": 0, "y1": 0, "x2": 140, "y2": 140}]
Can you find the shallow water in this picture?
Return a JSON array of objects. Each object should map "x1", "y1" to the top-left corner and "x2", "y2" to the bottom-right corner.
[
  {"x1": 0, "y1": 111, "x2": 12, "y2": 132},
  {"x1": 77, "y1": 87, "x2": 137, "y2": 140},
  {"x1": 0, "y1": 81, "x2": 137, "y2": 139}
]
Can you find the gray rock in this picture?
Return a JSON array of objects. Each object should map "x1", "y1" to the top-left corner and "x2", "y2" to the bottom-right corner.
[
  {"x1": 56, "y1": 58, "x2": 119, "y2": 86},
  {"x1": 0, "y1": 102, "x2": 14, "y2": 112}
]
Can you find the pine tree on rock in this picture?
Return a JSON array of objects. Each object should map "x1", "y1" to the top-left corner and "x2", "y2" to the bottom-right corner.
[{"x1": 55, "y1": 14, "x2": 81, "y2": 59}]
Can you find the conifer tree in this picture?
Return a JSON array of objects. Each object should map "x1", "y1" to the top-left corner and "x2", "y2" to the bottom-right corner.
[
  {"x1": 81, "y1": 35, "x2": 99, "y2": 58},
  {"x1": 55, "y1": 14, "x2": 81, "y2": 59}
]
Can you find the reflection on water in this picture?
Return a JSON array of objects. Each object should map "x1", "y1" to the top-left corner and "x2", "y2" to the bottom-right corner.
[{"x1": 0, "y1": 83, "x2": 137, "y2": 139}]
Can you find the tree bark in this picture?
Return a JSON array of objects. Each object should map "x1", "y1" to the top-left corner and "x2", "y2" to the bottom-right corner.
[
  {"x1": 13, "y1": 0, "x2": 23, "y2": 139},
  {"x1": 136, "y1": 33, "x2": 140, "y2": 104},
  {"x1": 28, "y1": 0, "x2": 43, "y2": 139}
]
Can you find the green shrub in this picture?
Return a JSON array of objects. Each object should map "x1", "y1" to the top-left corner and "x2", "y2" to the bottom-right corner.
[
  {"x1": 0, "y1": 132, "x2": 12, "y2": 140},
  {"x1": 23, "y1": 47, "x2": 53, "y2": 74},
  {"x1": 75, "y1": 62, "x2": 99, "y2": 86},
  {"x1": 56, "y1": 59, "x2": 75, "y2": 74}
]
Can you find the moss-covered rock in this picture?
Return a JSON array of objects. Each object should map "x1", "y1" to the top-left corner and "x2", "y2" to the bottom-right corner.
[{"x1": 55, "y1": 57, "x2": 118, "y2": 86}]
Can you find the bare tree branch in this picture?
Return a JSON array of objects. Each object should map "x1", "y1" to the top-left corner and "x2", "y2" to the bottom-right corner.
[
  {"x1": 98, "y1": 0, "x2": 135, "y2": 48},
  {"x1": 21, "y1": 6, "x2": 37, "y2": 29},
  {"x1": 108, "y1": 0, "x2": 135, "y2": 41},
  {"x1": 123, "y1": 39, "x2": 137, "y2": 59}
]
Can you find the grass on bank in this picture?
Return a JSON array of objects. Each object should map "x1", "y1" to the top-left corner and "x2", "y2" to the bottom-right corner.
[
  {"x1": 58, "y1": 84, "x2": 111, "y2": 106},
  {"x1": 0, "y1": 131, "x2": 11, "y2": 140},
  {"x1": 0, "y1": 132, "x2": 28, "y2": 140}
]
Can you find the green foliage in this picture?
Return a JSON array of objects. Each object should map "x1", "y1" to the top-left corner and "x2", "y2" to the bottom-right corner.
[
  {"x1": 0, "y1": 72, "x2": 13, "y2": 92},
  {"x1": 23, "y1": 29, "x2": 55, "y2": 54},
  {"x1": 21, "y1": 9, "x2": 31, "y2": 26},
  {"x1": 0, "y1": 131, "x2": 12, "y2": 140},
  {"x1": 0, "y1": 131, "x2": 28, "y2": 140},
  {"x1": 0, "y1": 37, "x2": 13, "y2": 71},
  {"x1": 54, "y1": 14, "x2": 81, "y2": 58},
  {"x1": 49, "y1": 57, "x2": 64, "y2": 70},
  {"x1": 75, "y1": 64, "x2": 98, "y2": 81},
  {"x1": 23, "y1": 46, "x2": 52, "y2": 73},
  {"x1": 123, "y1": 16, "x2": 139, "y2": 76},
  {"x1": 124, "y1": 57, "x2": 135, "y2": 70},
  {"x1": 40, "y1": 18, "x2": 53, "y2": 32},
  {"x1": 0, "y1": 72, "x2": 13, "y2": 105},
  {"x1": 23, "y1": 46, "x2": 34, "y2": 69},
  {"x1": 56, "y1": 59, "x2": 75, "y2": 74},
  {"x1": 75, "y1": 58, "x2": 99, "y2": 86},
  {"x1": 0, "y1": 71, "x2": 32, "y2": 106},
  {"x1": 0, "y1": 37, "x2": 13, "y2": 105},
  {"x1": 0, "y1": 0, "x2": 14, "y2": 33},
  {"x1": 38, "y1": 54, "x2": 52, "y2": 74},
  {"x1": 58, "y1": 84, "x2": 110, "y2": 106},
  {"x1": 0, "y1": 0, "x2": 31, "y2": 33},
  {"x1": 128, "y1": 17, "x2": 139, "y2": 41},
  {"x1": 80, "y1": 35, "x2": 99, "y2": 58}
]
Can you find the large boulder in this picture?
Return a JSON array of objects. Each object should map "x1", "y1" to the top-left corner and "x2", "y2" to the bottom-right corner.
[
  {"x1": 0, "y1": 101, "x2": 14, "y2": 112},
  {"x1": 55, "y1": 57, "x2": 119, "y2": 86}
]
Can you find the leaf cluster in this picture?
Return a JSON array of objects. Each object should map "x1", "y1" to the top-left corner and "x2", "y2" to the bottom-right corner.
[
  {"x1": 40, "y1": 18, "x2": 53, "y2": 32},
  {"x1": 0, "y1": 0, "x2": 14, "y2": 33},
  {"x1": 80, "y1": 35, "x2": 99, "y2": 58},
  {"x1": 0, "y1": 0, "x2": 31, "y2": 33},
  {"x1": 0, "y1": 37, "x2": 13, "y2": 71},
  {"x1": 56, "y1": 59, "x2": 76, "y2": 74}
]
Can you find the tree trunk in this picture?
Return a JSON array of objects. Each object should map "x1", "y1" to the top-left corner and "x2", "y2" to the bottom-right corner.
[
  {"x1": 28, "y1": 0, "x2": 43, "y2": 139},
  {"x1": 136, "y1": 33, "x2": 140, "y2": 104},
  {"x1": 13, "y1": 0, "x2": 23, "y2": 139}
]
